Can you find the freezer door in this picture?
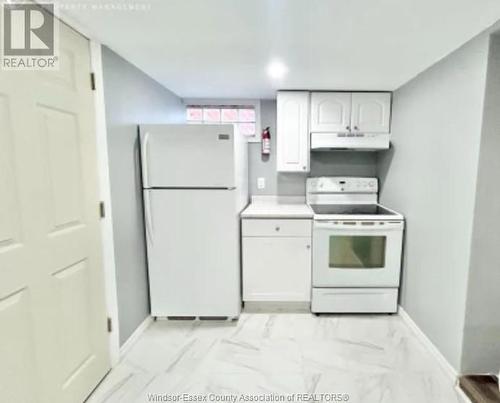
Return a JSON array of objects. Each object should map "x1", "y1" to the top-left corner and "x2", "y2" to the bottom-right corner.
[
  {"x1": 140, "y1": 124, "x2": 235, "y2": 188},
  {"x1": 144, "y1": 189, "x2": 241, "y2": 317}
]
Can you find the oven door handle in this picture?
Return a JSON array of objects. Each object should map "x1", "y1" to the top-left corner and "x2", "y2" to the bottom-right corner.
[{"x1": 314, "y1": 221, "x2": 404, "y2": 231}]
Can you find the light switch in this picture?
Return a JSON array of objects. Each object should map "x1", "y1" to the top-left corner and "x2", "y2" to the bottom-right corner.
[{"x1": 257, "y1": 177, "x2": 266, "y2": 190}]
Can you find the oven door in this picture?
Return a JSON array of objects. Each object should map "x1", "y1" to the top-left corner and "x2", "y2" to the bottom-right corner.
[{"x1": 313, "y1": 220, "x2": 404, "y2": 287}]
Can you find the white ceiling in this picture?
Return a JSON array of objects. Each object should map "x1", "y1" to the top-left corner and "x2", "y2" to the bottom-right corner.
[{"x1": 59, "y1": 0, "x2": 500, "y2": 99}]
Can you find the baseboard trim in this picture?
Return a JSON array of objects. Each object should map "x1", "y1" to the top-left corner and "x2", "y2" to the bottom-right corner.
[
  {"x1": 398, "y1": 305, "x2": 458, "y2": 381},
  {"x1": 398, "y1": 306, "x2": 473, "y2": 402},
  {"x1": 119, "y1": 316, "x2": 153, "y2": 357},
  {"x1": 243, "y1": 301, "x2": 310, "y2": 313}
]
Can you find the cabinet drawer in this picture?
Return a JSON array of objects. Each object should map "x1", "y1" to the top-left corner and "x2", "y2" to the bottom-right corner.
[
  {"x1": 242, "y1": 219, "x2": 311, "y2": 237},
  {"x1": 311, "y1": 288, "x2": 397, "y2": 313}
]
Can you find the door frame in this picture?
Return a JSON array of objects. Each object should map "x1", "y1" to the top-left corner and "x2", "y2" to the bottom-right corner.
[
  {"x1": 89, "y1": 41, "x2": 121, "y2": 367},
  {"x1": 51, "y1": 7, "x2": 121, "y2": 367}
]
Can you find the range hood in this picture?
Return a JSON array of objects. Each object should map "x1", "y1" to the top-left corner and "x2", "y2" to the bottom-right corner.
[{"x1": 310, "y1": 132, "x2": 390, "y2": 151}]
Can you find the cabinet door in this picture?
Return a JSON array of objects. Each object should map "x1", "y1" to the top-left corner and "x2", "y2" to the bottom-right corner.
[
  {"x1": 310, "y1": 92, "x2": 351, "y2": 133},
  {"x1": 351, "y1": 92, "x2": 392, "y2": 133},
  {"x1": 277, "y1": 91, "x2": 310, "y2": 172},
  {"x1": 243, "y1": 237, "x2": 311, "y2": 302}
]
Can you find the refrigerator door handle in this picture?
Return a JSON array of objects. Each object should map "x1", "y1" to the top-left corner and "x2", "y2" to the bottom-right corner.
[
  {"x1": 144, "y1": 191, "x2": 154, "y2": 245},
  {"x1": 141, "y1": 131, "x2": 150, "y2": 187}
]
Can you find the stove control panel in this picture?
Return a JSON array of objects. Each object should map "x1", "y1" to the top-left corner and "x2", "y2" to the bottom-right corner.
[{"x1": 307, "y1": 177, "x2": 378, "y2": 193}]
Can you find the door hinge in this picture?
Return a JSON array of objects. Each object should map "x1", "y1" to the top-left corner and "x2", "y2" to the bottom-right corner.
[
  {"x1": 107, "y1": 317, "x2": 113, "y2": 333},
  {"x1": 90, "y1": 72, "x2": 96, "y2": 91},
  {"x1": 99, "y1": 201, "x2": 105, "y2": 219}
]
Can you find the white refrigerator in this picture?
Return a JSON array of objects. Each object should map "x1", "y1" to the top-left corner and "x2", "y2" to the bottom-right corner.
[{"x1": 140, "y1": 124, "x2": 248, "y2": 318}]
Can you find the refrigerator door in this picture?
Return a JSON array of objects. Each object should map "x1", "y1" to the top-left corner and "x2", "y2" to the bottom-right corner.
[
  {"x1": 140, "y1": 124, "x2": 235, "y2": 189},
  {"x1": 144, "y1": 188, "x2": 241, "y2": 317}
]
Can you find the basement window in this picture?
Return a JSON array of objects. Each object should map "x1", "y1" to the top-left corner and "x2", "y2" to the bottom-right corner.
[{"x1": 186, "y1": 105, "x2": 257, "y2": 138}]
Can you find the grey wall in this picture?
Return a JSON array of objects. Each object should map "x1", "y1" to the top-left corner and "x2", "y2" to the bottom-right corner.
[
  {"x1": 461, "y1": 34, "x2": 500, "y2": 374},
  {"x1": 102, "y1": 46, "x2": 185, "y2": 345},
  {"x1": 248, "y1": 100, "x2": 306, "y2": 195},
  {"x1": 377, "y1": 33, "x2": 490, "y2": 371},
  {"x1": 248, "y1": 100, "x2": 377, "y2": 196}
]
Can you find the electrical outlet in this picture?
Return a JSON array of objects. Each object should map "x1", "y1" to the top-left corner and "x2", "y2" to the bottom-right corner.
[{"x1": 257, "y1": 177, "x2": 266, "y2": 190}]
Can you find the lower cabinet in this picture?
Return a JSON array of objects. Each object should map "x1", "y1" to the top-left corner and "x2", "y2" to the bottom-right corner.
[{"x1": 242, "y1": 219, "x2": 312, "y2": 302}]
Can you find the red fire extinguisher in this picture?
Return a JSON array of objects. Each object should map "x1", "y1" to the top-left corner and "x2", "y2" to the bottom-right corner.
[{"x1": 261, "y1": 126, "x2": 271, "y2": 155}]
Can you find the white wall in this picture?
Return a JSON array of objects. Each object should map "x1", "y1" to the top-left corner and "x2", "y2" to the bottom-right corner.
[
  {"x1": 102, "y1": 46, "x2": 185, "y2": 345},
  {"x1": 461, "y1": 34, "x2": 500, "y2": 374},
  {"x1": 377, "y1": 33, "x2": 490, "y2": 371}
]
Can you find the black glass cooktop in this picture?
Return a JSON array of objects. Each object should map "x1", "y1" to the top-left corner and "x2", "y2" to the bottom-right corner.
[{"x1": 311, "y1": 204, "x2": 396, "y2": 215}]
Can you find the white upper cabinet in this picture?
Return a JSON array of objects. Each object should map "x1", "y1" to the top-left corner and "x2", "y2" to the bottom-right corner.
[
  {"x1": 277, "y1": 91, "x2": 310, "y2": 172},
  {"x1": 351, "y1": 92, "x2": 392, "y2": 133},
  {"x1": 310, "y1": 92, "x2": 351, "y2": 133},
  {"x1": 310, "y1": 91, "x2": 392, "y2": 134}
]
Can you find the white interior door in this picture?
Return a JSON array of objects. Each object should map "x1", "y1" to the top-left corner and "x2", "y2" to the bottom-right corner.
[{"x1": 0, "y1": 15, "x2": 110, "y2": 403}]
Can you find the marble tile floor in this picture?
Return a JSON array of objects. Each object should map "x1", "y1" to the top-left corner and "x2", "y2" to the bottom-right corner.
[{"x1": 86, "y1": 313, "x2": 468, "y2": 403}]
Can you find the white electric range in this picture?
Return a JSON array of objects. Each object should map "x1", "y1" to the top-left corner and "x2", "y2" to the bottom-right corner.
[{"x1": 307, "y1": 177, "x2": 404, "y2": 313}]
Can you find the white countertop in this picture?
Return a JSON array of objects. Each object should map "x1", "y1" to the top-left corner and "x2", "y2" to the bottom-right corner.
[{"x1": 241, "y1": 196, "x2": 313, "y2": 219}]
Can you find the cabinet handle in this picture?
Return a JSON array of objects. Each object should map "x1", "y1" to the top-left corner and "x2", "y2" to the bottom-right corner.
[
  {"x1": 354, "y1": 126, "x2": 359, "y2": 130},
  {"x1": 275, "y1": 226, "x2": 280, "y2": 231},
  {"x1": 306, "y1": 245, "x2": 311, "y2": 249},
  {"x1": 302, "y1": 166, "x2": 306, "y2": 170},
  {"x1": 345, "y1": 125, "x2": 350, "y2": 131}
]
